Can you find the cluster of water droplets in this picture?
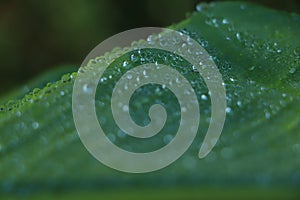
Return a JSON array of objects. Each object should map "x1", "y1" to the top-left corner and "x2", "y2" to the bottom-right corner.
[{"x1": 0, "y1": 69, "x2": 79, "y2": 192}]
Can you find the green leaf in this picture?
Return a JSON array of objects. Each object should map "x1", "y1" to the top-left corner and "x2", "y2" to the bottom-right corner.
[{"x1": 1, "y1": 1, "x2": 300, "y2": 198}]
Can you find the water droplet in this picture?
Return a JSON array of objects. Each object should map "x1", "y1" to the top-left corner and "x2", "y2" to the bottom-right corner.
[
  {"x1": 265, "y1": 111, "x2": 271, "y2": 119},
  {"x1": 71, "y1": 72, "x2": 77, "y2": 79},
  {"x1": 293, "y1": 47, "x2": 300, "y2": 56},
  {"x1": 117, "y1": 130, "x2": 126, "y2": 138},
  {"x1": 82, "y1": 84, "x2": 92, "y2": 93},
  {"x1": 140, "y1": 57, "x2": 146, "y2": 64},
  {"x1": 192, "y1": 65, "x2": 198, "y2": 72},
  {"x1": 289, "y1": 67, "x2": 296, "y2": 74},
  {"x1": 126, "y1": 74, "x2": 133, "y2": 80},
  {"x1": 240, "y1": 4, "x2": 246, "y2": 10},
  {"x1": 100, "y1": 77, "x2": 107, "y2": 83},
  {"x1": 147, "y1": 34, "x2": 158, "y2": 45},
  {"x1": 196, "y1": 4, "x2": 204, "y2": 12},
  {"x1": 163, "y1": 134, "x2": 173, "y2": 144},
  {"x1": 122, "y1": 105, "x2": 129, "y2": 112},
  {"x1": 249, "y1": 66, "x2": 255, "y2": 71},
  {"x1": 226, "y1": 107, "x2": 232, "y2": 113},
  {"x1": 237, "y1": 101, "x2": 242, "y2": 107},
  {"x1": 123, "y1": 61, "x2": 129, "y2": 67},
  {"x1": 62, "y1": 74, "x2": 71, "y2": 82},
  {"x1": 201, "y1": 94, "x2": 208, "y2": 100},
  {"x1": 33, "y1": 88, "x2": 40, "y2": 94},
  {"x1": 221, "y1": 18, "x2": 229, "y2": 24},
  {"x1": 211, "y1": 18, "x2": 219, "y2": 27},
  {"x1": 16, "y1": 111, "x2": 22, "y2": 117},
  {"x1": 159, "y1": 38, "x2": 168, "y2": 47},
  {"x1": 32, "y1": 122, "x2": 39, "y2": 130},
  {"x1": 107, "y1": 134, "x2": 116, "y2": 142},
  {"x1": 236, "y1": 33, "x2": 241, "y2": 40}
]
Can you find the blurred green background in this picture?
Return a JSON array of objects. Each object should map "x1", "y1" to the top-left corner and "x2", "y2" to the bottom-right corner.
[{"x1": 0, "y1": 0, "x2": 300, "y2": 96}]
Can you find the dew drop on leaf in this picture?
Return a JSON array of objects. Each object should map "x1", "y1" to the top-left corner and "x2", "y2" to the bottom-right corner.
[
  {"x1": 123, "y1": 61, "x2": 129, "y2": 67},
  {"x1": 32, "y1": 122, "x2": 39, "y2": 130},
  {"x1": 237, "y1": 101, "x2": 242, "y2": 107},
  {"x1": 126, "y1": 74, "x2": 133, "y2": 80},
  {"x1": 201, "y1": 94, "x2": 208, "y2": 100},
  {"x1": 122, "y1": 105, "x2": 129, "y2": 112},
  {"x1": 226, "y1": 107, "x2": 232, "y2": 113},
  {"x1": 61, "y1": 74, "x2": 71, "y2": 82},
  {"x1": 222, "y1": 18, "x2": 229, "y2": 24},
  {"x1": 196, "y1": 4, "x2": 203, "y2": 12},
  {"x1": 289, "y1": 67, "x2": 296, "y2": 74},
  {"x1": 236, "y1": 32, "x2": 241, "y2": 40},
  {"x1": 249, "y1": 66, "x2": 256, "y2": 71},
  {"x1": 293, "y1": 47, "x2": 300, "y2": 56}
]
